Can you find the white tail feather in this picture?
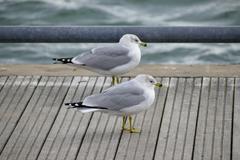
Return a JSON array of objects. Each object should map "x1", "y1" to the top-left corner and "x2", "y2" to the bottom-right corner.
[{"x1": 79, "y1": 108, "x2": 100, "y2": 113}]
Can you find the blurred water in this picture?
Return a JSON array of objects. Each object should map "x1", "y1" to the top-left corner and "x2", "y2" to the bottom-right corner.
[{"x1": 0, "y1": 0, "x2": 240, "y2": 64}]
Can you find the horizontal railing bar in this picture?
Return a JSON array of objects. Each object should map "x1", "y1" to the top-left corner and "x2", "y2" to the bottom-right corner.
[{"x1": 0, "y1": 26, "x2": 240, "y2": 43}]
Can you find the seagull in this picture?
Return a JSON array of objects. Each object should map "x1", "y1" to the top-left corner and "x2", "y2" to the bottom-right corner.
[
  {"x1": 53, "y1": 34, "x2": 147, "y2": 85},
  {"x1": 65, "y1": 74, "x2": 162, "y2": 133}
]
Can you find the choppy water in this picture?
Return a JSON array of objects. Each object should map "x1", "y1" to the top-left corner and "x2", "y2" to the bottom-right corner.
[{"x1": 0, "y1": 0, "x2": 240, "y2": 64}]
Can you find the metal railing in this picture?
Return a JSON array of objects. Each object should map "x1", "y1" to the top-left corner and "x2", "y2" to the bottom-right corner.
[{"x1": 0, "y1": 26, "x2": 240, "y2": 43}]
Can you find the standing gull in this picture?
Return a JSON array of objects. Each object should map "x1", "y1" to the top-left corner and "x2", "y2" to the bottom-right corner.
[
  {"x1": 53, "y1": 34, "x2": 147, "y2": 85},
  {"x1": 65, "y1": 74, "x2": 162, "y2": 133}
]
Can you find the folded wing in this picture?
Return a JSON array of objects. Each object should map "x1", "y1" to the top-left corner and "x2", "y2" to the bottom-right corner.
[
  {"x1": 72, "y1": 44, "x2": 131, "y2": 70},
  {"x1": 83, "y1": 82, "x2": 145, "y2": 111}
]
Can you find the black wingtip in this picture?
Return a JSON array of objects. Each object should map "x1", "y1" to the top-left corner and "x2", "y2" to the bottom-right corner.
[
  {"x1": 65, "y1": 103, "x2": 72, "y2": 109},
  {"x1": 65, "y1": 102, "x2": 108, "y2": 110},
  {"x1": 65, "y1": 102, "x2": 83, "y2": 109},
  {"x1": 65, "y1": 102, "x2": 82, "y2": 105},
  {"x1": 52, "y1": 57, "x2": 73, "y2": 64}
]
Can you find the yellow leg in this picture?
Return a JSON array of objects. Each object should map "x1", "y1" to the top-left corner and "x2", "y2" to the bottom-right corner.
[
  {"x1": 122, "y1": 115, "x2": 127, "y2": 130},
  {"x1": 129, "y1": 116, "x2": 140, "y2": 133},
  {"x1": 122, "y1": 116, "x2": 140, "y2": 133},
  {"x1": 116, "y1": 77, "x2": 120, "y2": 84},
  {"x1": 112, "y1": 76, "x2": 120, "y2": 85},
  {"x1": 112, "y1": 76, "x2": 116, "y2": 85}
]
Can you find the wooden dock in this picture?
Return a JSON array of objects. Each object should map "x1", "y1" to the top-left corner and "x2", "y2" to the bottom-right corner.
[{"x1": 0, "y1": 65, "x2": 239, "y2": 160}]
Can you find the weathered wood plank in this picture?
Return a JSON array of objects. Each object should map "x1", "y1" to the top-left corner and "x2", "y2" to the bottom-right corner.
[
  {"x1": 0, "y1": 77, "x2": 8, "y2": 91},
  {"x1": 0, "y1": 76, "x2": 38, "y2": 153},
  {"x1": 17, "y1": 77, "x2": 63, "y2": 159},
  {"x1": 85, "y1": 113, "x2": 110, "y2": 160},
  {"x1": 95, "y1": 78, "x2": 129, "y2": 160},
  {"x1": 0, "y1": 76, "x2": 39, "y2": 154},
  {"x1": 0, "y1": 76, "x2": 48, "y2": 160},
  {"x1": 0, "y1": 75, "x2": 237, "y2": 160},
  {"x1": 0, "y1": 76, "x2": 24, "y2": 118},
  {"x1": 154, "y1": 78, "x2": 178, "y2": 159},
  {"x1": 164, "y1": 78, "x2": 186, "y2": 160},
  {"x1": 26, "y1": 77, "x2": 72, "y2": 160},
  {"x1": 0, "y1": 76, "x2": 28, "y2": 127},
  {"x1": 124, "y1": 112, "x2": 145, "y2": 160},
  {"x1": 233, "y1": 78, "x2": 240, "y2": 160},
  {"x1": 181, "y1": 78, "x2": 202, "y2": 160},
  {"x1": 49, "y1": 77, "x2": 109, "y2": 160},
  {"x1": 4, "y1": 77, "x2": 53, "y2": 159},
  {"x1": 113, "y1": 115, "x2": 136, "y2": 160},
  {"x1": 54, "y1": 77, "x2": 104, "y2": 160},
  {"x1": 94, "y1": 115, "x2": 118, "y2": 160},
  {"x1": 37, "y1": 76, "x2": 84, "y2": 160},
  {"x1": 53, "y1": 77, "x2": 104, "y2": 159},
  {"x1": 76, "y1": 77, "x2": 121, "y2": 160},
  {"x1": 81, "y1": 79, "x2": 115, "y2": 160},
  {"x1": 212, "y1": 78, "x2": 226, "y2": 160},
  {"x1": 16, "y1": 77, "x2": 59, "y2": 159},
  {"x1": 97, "y1": 78, "x2": 132, "y2": 160},
  {"x1": 222, "y1": 78, "x2": 234, "y2": 160},
  {"x1": 173, "y1": 78, "x2": 194, "y2": 160},
  {"x1": 0, "y1": 76, "x2": 7, "y2": 84},
  {"x1": 95, "y1": 80, "x2": 132, "y2": 160},
  {"x1": 102, "y1": 116, "x2": 123, "y2": 160},
  {"x1": 12, "y1": 76, "x2": 58, "y2": 160},
  {"x1": 131, "y1": 78, "x2": 162, "y2": 160},
  {"x1": 59, "y1": 77, "x2": 100, "y2": 160},
  {"x1": 124, "y1": 79, "x2": 164, "y2": 160},
  {"x1": 0, "y1": 76, "x2": 39, "y2": 128},
  {"x1": 114, "y1": 77, "x2": 147, "y2": 160},
  {"x1": 74, "y1": 77, "x2": 106, "y2": 160},
  {"x1": 140, "y1": 78, "x2": 169, "y2": 160},
  {"x1": 0, "y1": 76, "x2": 16, "y2": 106},
  {"x1": 193, "y1": 78, "x2": 211, "y2": 160},
  {"x1": 203, "y1": 78, "x2": 218, "y2": 160}
]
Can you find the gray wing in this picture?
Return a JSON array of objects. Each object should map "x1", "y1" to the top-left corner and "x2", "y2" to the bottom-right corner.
[
  {"x1": 72, "y1": 44, "x2": 131, "y2": 70},
  {"x1": 83, "y1": 82, "x2": 145, "y2": 111}
]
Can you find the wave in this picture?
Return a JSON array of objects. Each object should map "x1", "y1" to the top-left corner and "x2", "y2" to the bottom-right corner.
[
  {"x1": 1, "y1": 0, "x2": 240, "y2": 26},
  {"x1": 141, "y1": 43, "x2": 240, "y2": 64},
  {"x1": 0, "y1": 0, "x2": 240, "y2": 64}
]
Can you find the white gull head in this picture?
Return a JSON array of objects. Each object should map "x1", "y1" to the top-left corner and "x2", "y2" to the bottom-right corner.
[
  {"x1": 119, "y1": 34, "x2": 147, "y2": 48},
  {"x1": 134, "y1": 74, "x2": 162, "y2": 89}
]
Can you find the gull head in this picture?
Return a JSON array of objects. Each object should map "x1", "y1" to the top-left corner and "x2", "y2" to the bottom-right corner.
[
  {"x1": 134, "y1": 74, "x2": 162, "y2": 88},
  {"x1": 119, "y1": 34, "x2": 147, "y2": 47}
]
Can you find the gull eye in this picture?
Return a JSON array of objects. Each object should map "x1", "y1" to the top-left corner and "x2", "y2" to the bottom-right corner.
[
  {"x1": 134, "y1": 39, "x2": 138, "y2": 42},
  {"x1": 150, "y1": 80, "x2": 154, "y2": 83}
]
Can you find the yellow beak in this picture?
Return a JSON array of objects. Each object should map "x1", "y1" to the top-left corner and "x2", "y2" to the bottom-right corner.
[
  {"x1": 139, "y1": 42, "x2": 147, "y2": 47},
  {"x1": 154, "y1": 83, "x2": 162, "y2": 88}
]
